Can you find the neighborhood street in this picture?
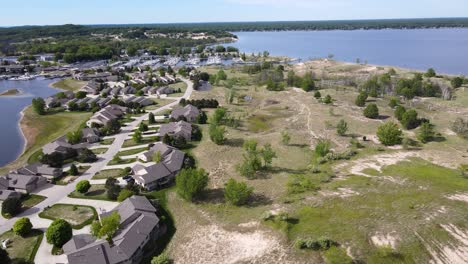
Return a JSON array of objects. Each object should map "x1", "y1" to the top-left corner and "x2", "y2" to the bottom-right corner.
[{"x1": 0, "y1": 77, "x2": 193, "y2": 241}]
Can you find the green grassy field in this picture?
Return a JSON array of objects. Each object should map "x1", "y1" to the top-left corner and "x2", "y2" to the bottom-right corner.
[
  {"x1": 39, "y1": 204, "x2": 97, "y2": 229},
  {"x1": 0, "y1": 230, "x2": 43, "y2": 263},
  {"x1": 93, "y1": 169, "x2": 126, "y2": 179},
  {"x1": 68, "y1": 184, "x2": 111, "y2": 201}
]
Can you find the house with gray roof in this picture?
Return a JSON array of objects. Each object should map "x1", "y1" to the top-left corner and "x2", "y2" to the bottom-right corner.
[
  {"x1": 82, "y1": 128, "x2": 100, "y2": 143},
  {"x1": 0, "y1": 174, "x2": 47, "y2": 193},
  {"x1": 80, "y1": 81, "x2": 100, "y2": 95},
  {"x1": 42, "y1": 139, "x2": 73, "y2": 155},
  {"x1": 64, "y1": 196, "x2": 161, "y2": 264},
  {"x1": 159, "y1": 121, "x2": 193, "y2": 141},
  {"x1": 15, "y1": 163, "x2": 63, "y2": 179},
  {"x1": 171, "y1": 104, "x2": 200, "y2": 122},
  {"x1": 87, "y1": 104, "x2": 127, "y2": 127}
]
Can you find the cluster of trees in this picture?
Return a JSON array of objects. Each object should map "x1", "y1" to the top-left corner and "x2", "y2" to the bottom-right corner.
[
  {"x1": 32, "y1": 98, "x2": 46, "y2": 115},
  {"x1": 237, "y1": 140, "x2": 277, "y2": 179},
  {"x1": 179, "y1": 98, "x2": 219, "y2": 109},
  {"x1": 287, "y1": 71, "x2": 316, "y2": 92},
  {"x1": 395, "y1": 73, "x2": 441, "y2": 99},
  {"x1": 176, "y1": 168, "x2": 209, "y2": 201},
  {"x1": 41, "y1": 148, "x2": 97, "y2": 168},
  {"x1": 2, "y1": 197, "x2": 22, "y2": 217}
]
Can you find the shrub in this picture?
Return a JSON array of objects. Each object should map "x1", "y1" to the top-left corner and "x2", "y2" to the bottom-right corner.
[
  {"x1": 363, "y1": 103, "x2": 379, "y2": 119},
  {"x1": 315, "y1": 139, "x2": 331, "y2": 157},
  {"x1": 281, "y1": 131, "x2": 291, "y2": 145},
  {"x1": 323, "y1": 95, "x2": 332, "y2": 104},
  {"x1": 336, "y1": 120, "x2": 348, "y2": 136},
  {"x1": 176, "y1": 168, "x2": 209, "y2": 201},
  {"x1": 46, "y1": 219, "x2": 72, "y2": 247},
  {"x1": 401, "y1": 109, "x2": 420, "y2": 129},
  {"x1": 2, "y1": 197, "x2": 22, "y2": 217},
  {"x1": 417, "y1": 122, "x2": 435, "y2": 143},
  {"x1": 148, "y1": 113, "x2": 156, "y2": 124},
  {"x1": 314, "y1": 91, "x2": 321, "y2": 99},
  {"x1": 377, "y1": 122, "x2": 403, "y2": 146},
  {"x1": 13, "y1": 217, "x2": 33, "y2": 237},
  {"x1": 117, "y1": 189, "x2": 134, "y2": 202},
  {"x1": 451, "y1": 77, "x2": 464, "y2": 88},
  {"x1": 355, "y1": 91, "x2": 368, "y2": 107},
  {"x1": 394, "y1": 105, "x2": 406, "y2": 121},
  {"x1": 69, "y1": 164, "x2": 79, "y2": 176},
  {"x1": 287, "y1": 175, "x2": 319, "y2": 194},
  {"x1": 388, "y1": 97, "x2": 399, "y2": 108},
  {"x1": 76, "y1": 180, "x2": 91, "y2": 194},
  {"x1": 224, "y1": 179, "x2": 254, "y2": 206},
  {"x1": 209, "y1": 124, "x2": 226, "y2": 145},
  {"x1": 295, "y1": 237, "x2": 338, "y2": 250},
  {"x1": 318, "y1": 149, "x2": 357, "y2": 164},
  {"x1": 151, "y1": 253, "x2": 170, "y2": 264},
  {"x1": 425, "y1": 68, "x2": 436, "y2": 77}
]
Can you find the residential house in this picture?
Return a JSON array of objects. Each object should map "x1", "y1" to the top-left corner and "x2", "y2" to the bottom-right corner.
[
  {"x1": 159, "y1": 121, "x2": 193, "y2": 141},
  {"x1": 15, "y1": 163, "x2": 63, "y2": 179},
  {"x1": 80, "y1": 81, "x2": 100, "y2": 95},
  {"x1": 121, "y1": 86, "x2": 136, "y2": 95},
  {"x1": 64, "y1": 196, "x2": 162, "y2": 264},
  {"x1": 0, "y1": 174, "x2": 47, "y2": 193},
  {"x1": 42, "y1": 139, "x2": 74, "y2": 155},
  {"x1": 87, "y1": 104, "x2": 127, "y2": 127},
  {"x1": 0, "y1": 189, "x2": 22, "y2": 201},
  {"x1": 171, "y1": 104, "x2": 200, "y2": 122},
  {"x1": 156, "y1": 86, "x2": 175, "y2": 96},
  {"x1": 82, "y1": 128, "x2": 101, "y2": 143}
]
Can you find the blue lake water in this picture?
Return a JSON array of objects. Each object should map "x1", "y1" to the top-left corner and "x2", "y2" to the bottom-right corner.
[
  {"x1": 226, "y1": 28, "x2": 468, "y2": 75},
  {"x1": 0, "y1": 79, "x2": 59, "y2": 167}
]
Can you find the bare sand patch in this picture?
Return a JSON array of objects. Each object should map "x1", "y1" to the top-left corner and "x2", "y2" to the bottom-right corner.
[
  {"x1": 446, "y1": 192, "x2": 468, "y2": 203},
  {"x1": 320, "y1": 187, "x2": 360, "y2": 198},
  {"x1": 174, "y1": 224, "x2": 293, "y2": 264},
  {"x1": 370, "y1": 232, "x2": 399, "y2": 249}
]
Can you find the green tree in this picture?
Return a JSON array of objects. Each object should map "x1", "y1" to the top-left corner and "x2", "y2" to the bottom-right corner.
[
  {"x1": 314, "y1": 91, "x2": 321, "y2": 99},
  {"x1": 209, "y1": 124, "x2": 226, "y2": 145},
  {"x1": 418, "y1": 122, "x2": 435, "y2": 143},
  {"x1": 117, "y1": 189, "x2": 134, "y2": 202},
  {"x1": 394, "y1": 105, "x2": 406, "y2": 121},
  {"x1": 176, "y1": 168, "x2": 209, "y2": 201},
  {"x1": 1, "y1": 197, "x2": 22, "y2": 217},
  {"x1": 363, "y1": 103, "x2": 379, "y2": 119},
  {"x1": 425, "y1": 68, "x2": 436, "y2": 78},
  {"x1": 69, "y1": 164, "x2": 79, "y2": 176},
  {"x1": 46, "y1": 219, "x2": 72, "y2": 247},
  {"x1": 211, "y1": 107, "x2": 227, "y2": 125},
  {"x1": 323, "y1": 95, "x2": 332, "y2": 104},
  {"x1": 32, "y1": 97, "x2": 46, "y2": 115},
  {"x1": 451, "y1": 77, "x2": 464, "y2": 88},
  {"x1": 13, "y1": 217, "x2": 33, "y2": 237},
  {"x1": 91, "y1": 211, "x2": 120, "y2": 243},
  {"x1": 133, "y1": 130, "x2": 143, "y2": 143},
  {"x1": 260, "y1": 144, "x2": 277, "y2": 168},
  {"x1": 148, "y1": 113, "x2": 156, "y2": 124},
  {"x1": 388, "y1": 97, "x2": 399, "y2": 108},
  {"x1": 217, "y1": 69, "x2": 227, "y2": 80},
  {"x1": 401, "y1": 109, "x2": 419, "y2": 129},
  {"x1": 336, "y1": 119, "x2": 348, "y2": 136},
  {"x1": 377, "y1": 122, "x2": 403, "y2": 146},
  {"x1": 66, "y1": 130, "x2": 83, "y2": 144},
  {"x1": 105, "y1": 178, "x2": 121, "y2": 201},
  {"x1": 224, "y1": 179, "x2": 254, "y2": 206},
  {"x1": 76, "y1": 180, "x2": 91, "y2": 194},
  {"x1": 151, "y1": 253, "x2": 170, "y2": 264},
  {"x1": 355, "y1": 91, "x2": 368, "y2": 107},
  {"x1": 139, "y1": 122, "x2": 148, "y2": 132},
  {"x1": 281, "y1": 131, "x2": 291, "y2": 145},
  {"x1": 315, "y1": 139, "x2": 331, "y2": 157}
]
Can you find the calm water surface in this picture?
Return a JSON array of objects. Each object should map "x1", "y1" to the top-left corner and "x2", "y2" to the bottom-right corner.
[
  {"x1": 227, "y1": 28, "x2": 468, "y2": 75},
  {"x1": 0, "y1": 78, "x2": 59, "y2": 167}
]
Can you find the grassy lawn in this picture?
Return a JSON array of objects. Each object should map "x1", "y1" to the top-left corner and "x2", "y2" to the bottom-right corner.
[
  {"x1": 117, "y1": 147, "x2": 148, "y2": 157},
  {"x1": 39, "y1": 204, "x2": 97, "y2": 229},
  {"x1": 0, "y1": 230, "x2": 43, "y2": 263},
  {"x1": 108, "y1": 157, "x2": 137, "y2": 166},
  {"x1": 93, "y1": 169, "x2": 126, "y2": 179},
  {"x1": 22, "y1": 194, "x2": 46, "y2": 210},
  {"x1": 50, "y1": 78, "x2": 86, "y2": 92},
  {"x1": 122, "y1": 137, "x2": 158, "y2": 148},
  {"x1": 168, "y1": 82, "x2": 188, "y2": 97},
  {"x1": 0, "y1": 107, "x2": 91, "y2": 174},
  {"x1": 100, "y1": 138, "x2": 115, "y2": 145},
  {"x1": 91, "y1": 148, "x2": 109, "y2": 154},
  {"x1": 68, "y1": 184, "x2": 111, "y2": 201},
  {"x1": 145, "y1": 99, "x2": 175, "y2": 110}
]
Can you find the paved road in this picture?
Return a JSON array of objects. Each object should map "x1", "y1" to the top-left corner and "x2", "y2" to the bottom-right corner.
[{"x1": 0, "y1": 78, "x2": 193, "y2": 234}]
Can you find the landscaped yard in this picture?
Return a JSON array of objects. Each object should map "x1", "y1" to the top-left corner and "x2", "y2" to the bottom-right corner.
[
  {"x1": 116, "y1": 147, "x2": 148, "y2": 157},
  {"x1": 39, "y1": 204, "x2": 97, "y2": 229},
  {"x1": 22, "y1": 194, "x2": 47, "y2": 210},
  {"x1": 108, "y1": 157, "x2": 137, "y2": 166},
  {"x1": 122, "y1": 137, "x2": 158, "y2": 148},
  {"x1": 0, "y1": 229, "x2": 43, "y2": 263},
  {"x1": 68, "y1": 184, "x2": 110, "y2": 201},
  {"x1": 168, "y1": 81, "x2": 188, "y2": 97},
  {"x1": 91, "y1": 148, "x2": 108, "y2": 154},
  {"x1": 93, "y1": 169, "x2": 126, "y2": 179},
  {"x1": 100, "y1": 138, "x2": 115, "y2": 145},
  {"x1": 50, "y1": 78, "x2": 87, "y2": 92}
]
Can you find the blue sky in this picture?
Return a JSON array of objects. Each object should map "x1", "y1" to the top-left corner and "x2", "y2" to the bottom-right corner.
[{"x1": 1, "y1": 0, "x2": 467, "y2": 26}]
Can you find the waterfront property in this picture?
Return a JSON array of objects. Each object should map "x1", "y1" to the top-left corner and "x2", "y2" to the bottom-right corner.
[
  {"x1": 64, "y1": 196, "x2": 162, "y2": 264},
  {"x1": 86, "y1": 104, "x2": 128, "y2": 127},
  {"x1": 0, "y1": 173, "x2": 47, "y2": 195}
]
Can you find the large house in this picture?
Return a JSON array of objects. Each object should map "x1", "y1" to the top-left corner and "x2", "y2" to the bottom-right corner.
[
  {"x1": 159, "y1": 121, "x2": 193, "y2": 141},
  {"x1": 64, "y1": 196, "x2": 162, "y2": 264},
  {"x1": 42, "y1": 139, "x2": 74, "y2": 155},
  {"x1": 133, "y1": 143, "x2": 185, "y2": 190},
  {"x1": 82, "y1": 128, "x2": 101, "y2": 143},
  {"x1": 171, "y1": 104, "x2": 200, "y2": 122},
  {"x1": 15, "y1": 163, "x2": 63, "y2": 179},
  {"x1": 87, "y1": 104, "x2": 127, "y2": 127},
  {"x1": 0, "y1": 173, "x2": 47, "y2": 194}
]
